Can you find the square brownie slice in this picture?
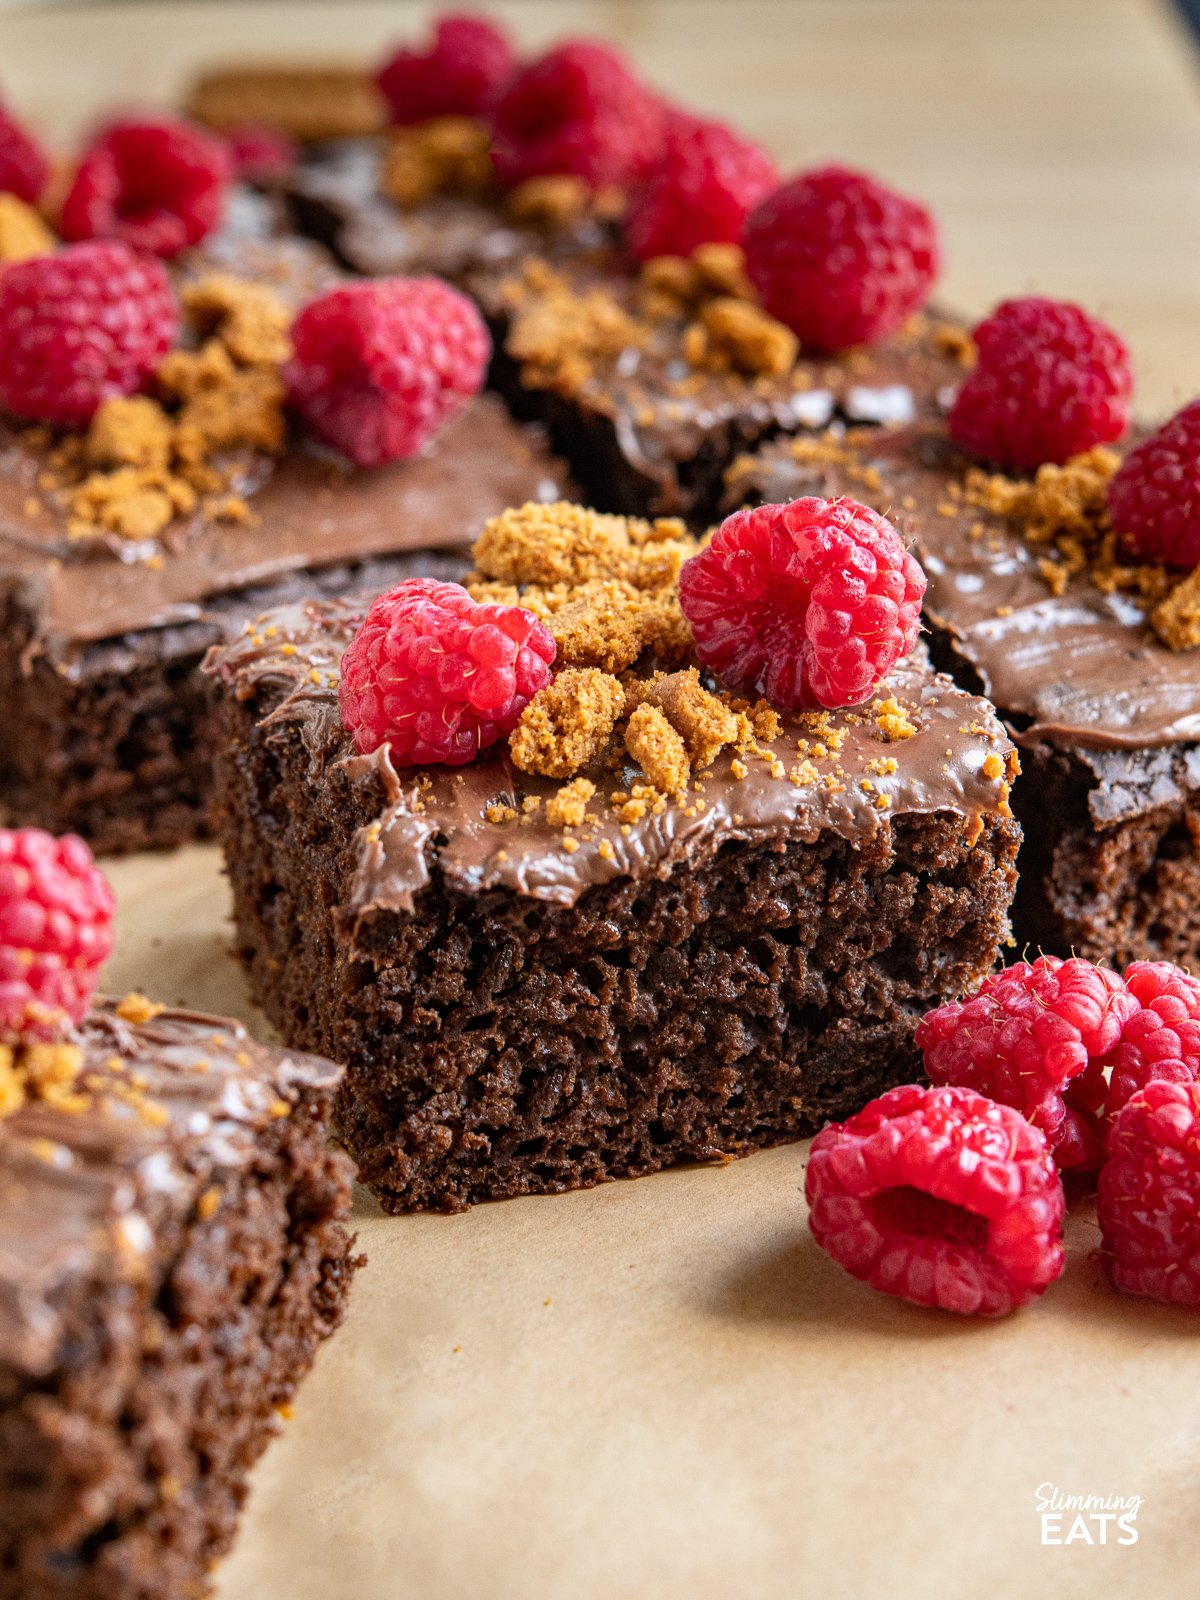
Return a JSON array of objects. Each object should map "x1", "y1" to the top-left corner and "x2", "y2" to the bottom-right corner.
[
  {"x1": 0, "y1": 228, "x2": 571, "y2": 853},
  {"x1": 0, "y1": 996, "x2": 358, "y2": 1599},
  {"x1": 475, "y1": 252, "x2": 973, "y2": 523},
  {"x1": 204, "y1": 503, "x2": 1020, "y2": 1213},
  {"x1": 725, "y1": 424, "x2": 1200, "y2": 966}
]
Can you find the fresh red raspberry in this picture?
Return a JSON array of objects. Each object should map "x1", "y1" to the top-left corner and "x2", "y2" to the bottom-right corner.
[
  {"x1": 678, "y1": 497, "x2": 925, "y2": 711},
  {"x1": 491, "y1": 39, "x2": 666, "y2": 191},
  {"x1": 805, "y1": 1083, "x2": 1065, "y2": 1316},
  {"x1": 948, "y1": 297, "x2": 1132, "y2": 472},
  {"x1": 0, "y1": 828, "x2": 114, "y2": 1042},
  {"x1": 916, "y1": 955, "x2": 1136, "y2": 1172},
  {"x1": 225, "y1": 121, "x2": 298, "y2": 184},
  {"x1": 60, "y1": 116, "x2": 232, "y2": 258},
  {"x1": 378, "y1": 11, "x2": 516, "y2": 126},
  {"x1": 1097, "y1": 1080, "x2": 1200, "y2": 1304},
  {"x1": 339, "y1": 579, "x2": 555, "y2": 764},
  {"x1": 287, "y1": 278, "x2": 489, "y2": 468},
  {"x1": 624, "y1": 113, "x2": 778, "y2": 264},
  {"x1": 741, "y1": 165, "x2": 939, "y2": 353},
  {"x1": 0, "y1": 96, "x2": 50, "y2": 204},
  {"x1": 1107, "y1": 400, "x2": 1200, "y2": 569},
  {"x1": 0, "y1": 241, "x2": 178, "y2": 428},
  {"x1": 1068, "y1": 961, "x2": 1200, "y2": 1150}
]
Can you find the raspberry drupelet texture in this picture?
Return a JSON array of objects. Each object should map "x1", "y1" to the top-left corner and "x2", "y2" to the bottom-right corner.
[
  {"x1": 60, "y1": 116, "x2": 232, "y2": 258},
  {"x1": 491, "y1": 39, "x2": 666, "y2": 190},
  {"x1": 948, "y1": 297, "x2": 1132, "y2": 473},
  {"x1": 916, "y1": 956, "x2": 1137, "y2": 1173},
  {"x1": 678, "y1": 497, "x2": 925, "y2": 711},
  {"x1": 1098, "y1": 1080, "x2": 1200, "y2": 1305},
  {"x1": 1069, "y1": 961, "x2": 1200, "y2": 1156},
  {"x1": 378, "y1": 11, "x2": 516, "y2": 125},
  {"x1": 0, "y1": 95, "x2": 50, "y2": 204},
  {"x1": 624, "y1": 113, "x2": 779, "y2": 264},
  {"x1": 805, "y1": 1083, "x2": 1065, "y2": 1316},
  {"x1": 1107, "y1": 399, "x2": 1200, "y2": 569},
  {"x1": 287, "y1": 277, "x2": 490, "y2": 468},
  {"x1": 0, "y1": 828, "x2": 115, "y2": 1042},
  {"x1": 339, "y1": 579, "x2": 556, "y2": 764},
  {"x1": 741, "y1": 165, "x2": 940, "y2": 353},
  {"x1": 0, "y1": 241, "x2": 179, "y2": 427}
]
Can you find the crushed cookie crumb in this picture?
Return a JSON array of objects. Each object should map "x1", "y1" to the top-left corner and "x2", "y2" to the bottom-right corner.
[
  {"x1": 872, "y1": 696, "x2": 919, "y2": 741},
  {"x1": 981, "y1": 751, "x2": 1005, "y2": 781},
  {"x1": 545, "y1": 777, "x2": 596, "y2": 827},
  {"x1": 624, "y1": 702, "x2": 690, "y2": 797},
  {"x1": 684, "y1": 296, "x2": 797, "y2": 378},
  {"x1": 115, "y1": 993, "x2": 166, "y2": 1025},
  {"x1": 506, "y1": 174, "x2": 591, "y2": 228},
  {"x1": 485, "y1": 802, "x2": 518, "y2": 824},
  {"x1": 1151, "y1": 566, "x2": 1200, "y2": 652},
  {"x1": 503, "y1": 262, "x2": 644, "y2": 394},
  {"x1": 382, "y1": 116, "x2": 493, "y2": 209},
  {"x1": 181, "y1": 274, "x2": 292, "y2": 367},
  {"x1": 472, "y1": 500, "x2": 697, "y2": 591},
  {"x1": 509, "y1": 667, "x2": 625, "y2": 778}
]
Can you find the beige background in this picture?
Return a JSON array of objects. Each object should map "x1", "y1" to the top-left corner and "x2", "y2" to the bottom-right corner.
[{"x1": 5, "y1": 1, "x2": 1200, "y2": 1594}]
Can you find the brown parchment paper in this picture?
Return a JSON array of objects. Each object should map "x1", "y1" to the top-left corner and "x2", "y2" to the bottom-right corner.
[{"x1": 100, "y1": 846, "x2": 1199, "y2": 1600}]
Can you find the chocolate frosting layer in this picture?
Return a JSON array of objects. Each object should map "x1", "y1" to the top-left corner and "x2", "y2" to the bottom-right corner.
[
  {"x1": 206, "y1": 596, "x2": 1016, "y2": 914},
  {"x1": 1, "y1": 396, "x2": 569, "y2": 669},
  {"x1": 287, "y1": 138, "x2": 613, "y2": 280},
  {"x1": 729, "y1": 426, "x2": 1200, "y2": 751},
  {"x1": 0, "y1": 999, "x2": 341, "y2": 1378}
]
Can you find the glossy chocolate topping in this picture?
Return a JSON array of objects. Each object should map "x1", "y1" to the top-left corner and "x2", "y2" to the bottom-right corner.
[
  {"x1": 206, "y1": 596, "x2": 1016, "y2": 914},
  {"x1": 0, "y1": 396, "x2": 569, "y2": 668},
  {"x1": 0, "y1": 999, "x2": 341, "y2": 1378},
  {"x1": 729, "y1": 425, "x2": 1200, "y2": 751},
  {"x1": 287, "y1": 138, "x2": 612, "y2": 280}
]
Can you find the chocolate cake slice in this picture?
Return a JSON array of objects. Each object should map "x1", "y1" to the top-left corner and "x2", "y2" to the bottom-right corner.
[
  {"x1": 204, "y1": 502, "x2": 1020, "y2": 1213},
  {"x1": 726, "y1": 425, "x2": 1200, "y2": 966},
  {"x1": 0, "y1": 996, "x2": 358, "y2": 1599},
  {"x1": 0, "y1": 220, "x2": 571, "y2": 852},
  {"x1": 475, "y1": 253, "x2": 972, "y2": 523}
]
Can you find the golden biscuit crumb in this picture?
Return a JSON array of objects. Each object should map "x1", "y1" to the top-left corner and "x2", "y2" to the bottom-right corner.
[
  {"x1": 506, "y1": 174, "x2": 592, "y2": 228},
  {"x1": 472, "y1": 501, "x2": 696, "y2": 591},
  {"x1": 181, "y1": 274, "x2": 292, "y2": 367},
  {"x1": 546, "y1": 777, "x2": 597, "y2": 827},
  {"x1": 624, "y1": 702, "x2": 690, "y2": 797},
  {"x1": 115, "y1": 993, "x2": 167, "y2": 1025},
  {"x1": 503, "y1": 263, "x2": 644, "y2": 394},
  {"x1": 685, "y1": 297, "x2": 797, "y2": 377},
  {"x1": 1151, "y1": 567, "x2": 1200, "y2": 652},
  {"x1": 509, "y1": 667, "x2": 625, "y2": 778},
  {"x1": 382, "y1": 116, "x2": 493, "y2": 209},
  {"x1": 86, "y1": 397, "x2": 174, "y2": 471}
]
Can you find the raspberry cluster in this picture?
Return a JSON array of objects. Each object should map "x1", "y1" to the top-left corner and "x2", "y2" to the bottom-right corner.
[
  {"x1": 810, "y1": 954, "x2": 1200, "y2": 1315},
  {"x1": 0, "y1": 828, "x2": 114, "y2": 1042},
  {"x1": 624, "y1": 113, "x2": 778, "y2": 264},
  {"x1": 678, "y1": 497, "x2": 926, "y2": 712}
]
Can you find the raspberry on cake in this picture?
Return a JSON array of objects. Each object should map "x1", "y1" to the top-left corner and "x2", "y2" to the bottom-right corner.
[
  {"x1": 1107, "y1": 398, "x2": 1200, "y2": 568},
  {"x1": 377, "y1": 10, "x2": 516, "y2": 124},
  {"x1": 742, "y1": 165, "x2": 941, "y2": 353},
  {"x1": 948, "y1": 296, "x2": 1132, "y2": 471},
  {"x1": 490, "y1": 38, "x2": 665, "y2": 190},
  {"x1": 60, "y1": 115, "x2": 234, "y2": 258},
  {"x1": 805, "y1": 1083, "x2": 1065, "y2": 1316},
  {"x1": 724, "y1": 390, "x2": 1200, "y2": 967},
  {"x1": 204, "y1": 496, "x2": 1020, "y2": 1213},
  {"x1": 286, "y1": 276, "x2": 490, "y2": 465},
  {"x1": 0, "y1": 242, "x2": 179, "y2": 427},
  {"x1": 624, "y1": 113, "x2": 779, "y2": 264}
]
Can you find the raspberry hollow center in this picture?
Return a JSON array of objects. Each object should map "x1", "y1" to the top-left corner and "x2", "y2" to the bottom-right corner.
[{"x1": 870, "y1": 1185, "x2": 990, "y2": 1253}]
